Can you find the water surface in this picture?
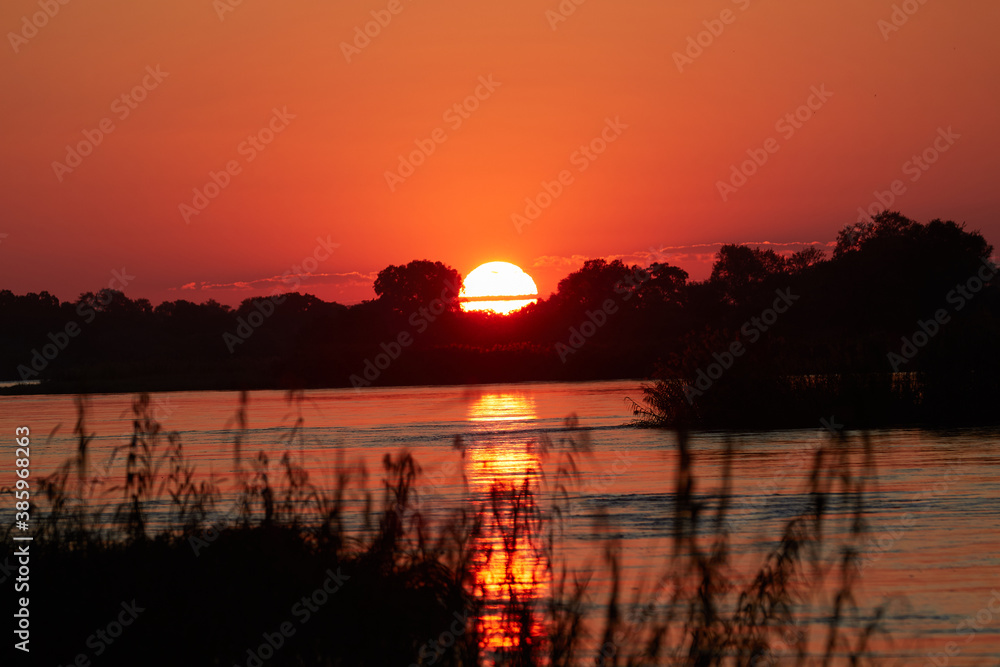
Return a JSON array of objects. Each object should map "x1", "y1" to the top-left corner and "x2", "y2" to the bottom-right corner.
[{"x1": 2, "y1": 380, "x2": 998, "y2": 664}]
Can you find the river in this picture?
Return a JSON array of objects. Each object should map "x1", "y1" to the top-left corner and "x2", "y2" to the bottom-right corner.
[{"x1": 2, "y1": 380, "x2": 998, "y2": 664}]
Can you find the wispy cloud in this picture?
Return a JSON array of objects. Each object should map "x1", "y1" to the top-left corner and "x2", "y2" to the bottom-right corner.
[
  {"x1": 172, "y1": 271, "x2": 377, "y2": 292},
  {"x1": 531, "y1": 254, "x2": 594, "y2": 270},
  {"x1": 532, "y1": 240, "x2": 830, "y2": 278}
]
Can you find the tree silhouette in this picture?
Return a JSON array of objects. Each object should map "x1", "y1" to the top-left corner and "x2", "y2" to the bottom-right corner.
[
  {"x1": 551, "y1": 259, "x2": 635, "y2": 311},
  {"x1": 709, "y1": 245, "x2": 787, "y2": 305},
  {"x1": 637, "y1": 262, "x2": 689, "y2": 307},
  {"x1": 834, "y1": 210, "x2": 918, "y2": 257},
  {"x1": 787, "y1": 247, "x2": 826, "y2": 273},
  {"x1": 2, "y1": 210, "x2": 997, "y2": 427},
  {"x1": 373, "y1": 260, "x2": 462, "y2": 313}
]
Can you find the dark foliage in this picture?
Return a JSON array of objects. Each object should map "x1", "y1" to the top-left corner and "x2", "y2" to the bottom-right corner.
[{"x1": 2, "y1": 212, "x2": 997, "y2": 426}]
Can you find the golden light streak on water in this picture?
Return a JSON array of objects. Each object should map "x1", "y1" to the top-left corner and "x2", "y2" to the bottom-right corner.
[{"x1": 466, "y1": 391, "x2": 548, "y2": 657}]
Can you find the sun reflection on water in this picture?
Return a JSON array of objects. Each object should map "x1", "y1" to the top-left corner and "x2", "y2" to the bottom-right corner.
[{"x1": 466, "y1": 392, "x2": 548, "y2": 658}]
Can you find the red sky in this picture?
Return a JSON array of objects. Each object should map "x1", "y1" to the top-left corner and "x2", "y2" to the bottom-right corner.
[{"x1": 1, "y1": 0, "x2": 997, "y2": 306}]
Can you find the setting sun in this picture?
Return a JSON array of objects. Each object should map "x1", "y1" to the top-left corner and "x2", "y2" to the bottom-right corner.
[{"x1": 460, "y1": 262, "x2": 539, "y2": 315}]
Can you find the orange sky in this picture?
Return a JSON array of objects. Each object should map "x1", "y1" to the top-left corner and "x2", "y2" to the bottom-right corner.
[{"x1": 1, "y1": 0, "x2": 997, "y2": 306}]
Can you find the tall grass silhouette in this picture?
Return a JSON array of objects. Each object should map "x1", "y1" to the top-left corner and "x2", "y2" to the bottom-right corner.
[{"x1": 2, "y1": 392, "x2": 888, "y2": 665}]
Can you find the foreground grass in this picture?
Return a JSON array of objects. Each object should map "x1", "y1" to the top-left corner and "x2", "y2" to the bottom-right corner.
[{"x1": 3, "y1": 392, "x2": 888, "y2": 666}]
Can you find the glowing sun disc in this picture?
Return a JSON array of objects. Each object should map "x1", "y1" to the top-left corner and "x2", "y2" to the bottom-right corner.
[{"x1": 460, "y1": 262, "x2": 538, "y2": 314}]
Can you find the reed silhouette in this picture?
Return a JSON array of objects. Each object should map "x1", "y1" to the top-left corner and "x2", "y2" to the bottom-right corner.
[{"x1": 2, "y1": 393, "x2": 891, "y2": 665}]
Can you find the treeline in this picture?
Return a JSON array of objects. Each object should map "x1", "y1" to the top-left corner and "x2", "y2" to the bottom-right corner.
[{"x1": 2, "y1": 212, "x2": 998, "y2": 422}]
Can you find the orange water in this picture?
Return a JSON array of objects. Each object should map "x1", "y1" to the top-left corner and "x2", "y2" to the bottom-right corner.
[{"x1": 2, "y1": 380, "x2": 998, "y2": 664}]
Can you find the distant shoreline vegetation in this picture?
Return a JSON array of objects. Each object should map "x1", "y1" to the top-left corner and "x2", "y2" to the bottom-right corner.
[{"x1": 2, "y1": 212, "x2": 998, "y2": 427}]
